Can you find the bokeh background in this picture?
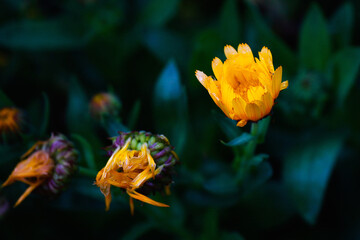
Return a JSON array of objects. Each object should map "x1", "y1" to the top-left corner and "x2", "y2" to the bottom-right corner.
[{"x1": 1, "y1": 0, "x2": 360, "y2": 239}]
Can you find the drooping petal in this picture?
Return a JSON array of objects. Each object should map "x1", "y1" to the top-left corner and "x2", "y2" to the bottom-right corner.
[{"x1": 127, "y1": 190, "x2": 169, "y2": 208}]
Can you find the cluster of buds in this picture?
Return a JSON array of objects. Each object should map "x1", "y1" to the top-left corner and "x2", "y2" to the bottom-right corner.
[
  {"x1": 89, "y1": 92, "x2": 121, "y2": 120},
  {"x1": 96, "y1": 131, "x2": 178, "y2": 213},
  {"x1": 2, "y1": 134, "x2": 78, "y2": 206}
]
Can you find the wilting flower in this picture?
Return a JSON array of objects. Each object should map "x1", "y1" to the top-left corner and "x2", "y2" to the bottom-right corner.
[
  {"x1": 95, "y1": 131, "x2": 178, "y2": 214},
  {"x1": 0, "y1": 107, "x2": 22, "y2": 134},
  {"x1": 195, "y1": 43, "x2": 288, "y2": 127},
  {"x1": 89, "y1": 92, "x2": 121, "y2": 119},
  {"x1": 1, "y1": 134, "x2": 78, "y2": 206}
]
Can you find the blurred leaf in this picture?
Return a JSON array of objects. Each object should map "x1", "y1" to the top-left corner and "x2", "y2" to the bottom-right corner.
[
  {"x1": 284, "y1": 135, "x2": 344, "y2": 224},
  {"x1": 143, "y1": 29, "x2": 188, "y2": 67},
  {"x1": 212, "y1": 110, "x2": 242, "y2": 140},
  {"x1": 239, "y1": 161, "x2": 273, "y2": 195},
  {"x1": 238, "y1": 181, "x2": 295, "y2": 229},
  {"x1": 245, "y1": 0, "x2": 296, "y2": 73},
  {"x1": 127, "y1": 100, "x2": 141, "y2": 130},
  {"x1": 200, "y1": 209, "x2": 219, "y2": 240},
  {"x1": 329, "y1": 2, "x2": 354, "y2": 49},
  {"x1": 72, "y1": 134, "x2": 96, "y2": 170},
  {"x1": 0, "y1": 90, "x2": 14, "y2": 108},
  {"x1": 299, "y1": 3, "x2": 330, "y2": 71},
  {"x1": 39, "y1": 92, "x2": 49, "y2": 136},
  {"x1": 327, "y1": 47, "x2": 360, "y2": 107},
  {"x1": 221, "y1": 133, "x2": 253, "y2": 147},
  {"x1": 220, "y1": 232, "x2": 245, "y2": 240},
  {"x1": 0, "y1": 18, "x2": 90, "y2": 50},
  {"x1": 204, "y1": 173, "x2": 238, "y2": 195},
  {"x1": 153, "y1": 59, "x2": 188, "y2": 155},
  {"x1": 122, "y1": 222, "x2": 155, "y2": 240},
  {"x1": 139, "y1": 0, "x2": 180, "y2": 27},
  {"x1": 218, "y1": 0, "x2": 241, "y2": 44}
]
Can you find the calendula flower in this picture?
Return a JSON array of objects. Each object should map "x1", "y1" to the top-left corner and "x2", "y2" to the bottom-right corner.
[
  {"x1": 89, "y1": 92, "x2": 121, "y2": 119},
  {"x1": 195, "y1": 43, "x2": 288, "y2": 127},
  {"x1": 0, "y1": 107, "x2": 22, "y2": 134},
  {"x1": 95, "y1": 131, "x2": 178, "y2": 214},
  {"x1": 1, "y1": 134, "x2": 78, "y2": 206}
]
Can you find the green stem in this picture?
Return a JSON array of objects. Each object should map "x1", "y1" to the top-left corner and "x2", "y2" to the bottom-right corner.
[{"x1": 234, "y1": 116, "x2": 271, "y2": 181}]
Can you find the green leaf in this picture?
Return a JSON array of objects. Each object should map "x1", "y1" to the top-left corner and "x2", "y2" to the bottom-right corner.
[
  {"x1": 139, "y1": 0, "x2": 180, "y2": 27},
  {"x1": 329, "y1": 2, "x2": 354, "y2": 49},
  {"x1": 299, "y1": 3, "x2": 331, "y2": 71},
  {"x1": 153, "y1": 60, "x2": 188, "y2": 155},
  {"x1": 0, "y1": 18, "x2": 89, "y2": 50},
  {"x1": 221, "y1": 132, "x2": 253, "y2": 147},
  {"x1": 327, "y1": 47, "x2": 360, "y2": 107},
  {"x1": 284, "y1": 135, "x2": 344, "y2": 224},
  {"x1": 218, "y1": 0, "x2": 241, "y2": 45}
]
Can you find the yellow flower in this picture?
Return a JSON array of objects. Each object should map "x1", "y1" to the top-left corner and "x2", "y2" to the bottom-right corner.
[
  {"x1": 95, "y1": 137, "x2": 170, "y2": 214},
  {"x1": 195, "y1": 43, "x2": 288, "y2": 127},
  {"x1": 0, "y1": 107, "x2": 22, "y2": 134}
]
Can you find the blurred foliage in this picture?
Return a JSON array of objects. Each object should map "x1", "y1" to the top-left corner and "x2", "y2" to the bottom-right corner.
[{"x1": 1, "y1": 0, "x2": 360, "y2": 239}]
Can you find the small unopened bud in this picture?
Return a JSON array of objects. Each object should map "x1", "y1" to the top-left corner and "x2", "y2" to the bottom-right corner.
[{"x1": 89, "y1": 92, "x2": 121, "y2": 119}]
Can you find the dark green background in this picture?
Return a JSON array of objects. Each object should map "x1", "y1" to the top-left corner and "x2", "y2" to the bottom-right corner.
[{"x1": 1, "y1": 0, "x2": 360, "y2": 239}]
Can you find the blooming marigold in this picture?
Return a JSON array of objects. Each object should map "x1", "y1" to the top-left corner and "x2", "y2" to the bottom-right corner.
[
  {"x1": 1, "y1": 134, "x2": 78, "y2": 206},
  {"x1": 0, "y1": 107, "x2": 22, "y2": 134},
  {"x1": 195, "y1": 43, "x2": 288, "y2": 127},
  {"x1": 95, "y1": 131, "x2": 178, "y2": 214}
]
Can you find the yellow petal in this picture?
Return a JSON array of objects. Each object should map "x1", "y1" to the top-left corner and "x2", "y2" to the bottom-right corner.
[
  {"x1": 262, "y1": 92, "x2": 274, "y2": 114},
  {"x1": 212, "y1": 57, "x2": 223, "y2": 80},
  {"x1": 220, "y1": 81, "x2": 236, "y2": 118},
  {"x1": 195, "y1": 70, "x2": 209, "y2": 88},
  {"x1": 236, "y1": 119, "x2": 247, "y2": 127},
  {"x1": 245, "y1": 102, "x2": 262, "y2": 121},
  {"x1": 259, "y1": 46, "x2": 274, "y2": 73},
  {"x1": 272, "y1": 66, "x2": 282, "y2": 99},
  {"x1": 247, "y1": 86, "x2": 265, "y2": 102},
  {"x1": 224, "y1": 45, "x2": 237, "y2": 59},
  {"x1": 280, "y1": 80, "x2": 288, "y2": 90},
  {"x1": 232, "y1": 97, "x2": 247, "y2": 119},
  {"x1": 236, "y1": 43, "x2": 254, "y2": 65}
]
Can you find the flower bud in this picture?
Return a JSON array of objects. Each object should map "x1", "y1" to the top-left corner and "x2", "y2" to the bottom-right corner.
[{"x1": 89, "y1": 92, "x2": 121, "y2": 119}]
